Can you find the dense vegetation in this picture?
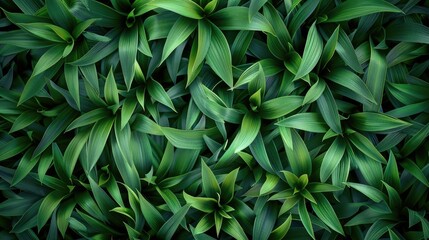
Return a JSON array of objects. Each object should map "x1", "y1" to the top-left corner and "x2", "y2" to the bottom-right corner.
[{"x1": 1, "y1": 0, "x2": 429, "y2": 239}]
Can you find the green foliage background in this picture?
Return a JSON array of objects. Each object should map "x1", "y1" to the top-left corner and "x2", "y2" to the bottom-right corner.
[{"x1": 1, "y1": 0, "x2": 429, "y2": 239}]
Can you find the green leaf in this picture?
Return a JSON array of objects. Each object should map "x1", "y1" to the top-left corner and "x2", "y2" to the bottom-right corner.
[
  {"x1": 346, "y1": 182, "x2": 387, "y2": 202},
  {"x1": 276, "y1": 113, "x2": 328, "y2": 133},
  {"x1": 34, "y1": 45, "x2": 67, "y2": 77},
  {"x1": 206, "y1": 23, "x2": 233, "y2": 87},
  {"x1": 187, "y1": 20, "x2": 211, "y2": 86},
  {"x1": 401, "y1": 159, "x2": 429, "y2": 187},
  {"x1": 201, "y1": 160, "x2": 221, "y2": 198},
  {"x1": 260, "y1": 174, "x2": 280, "y2": 195},
  {"x1": 11, "y1": 0, "x2": 43, "y2": 14},
  {"x1": 260, "y1": 96, "x2": 303, "y2": 120},
  {"x1": 336, "y1": 28, "x2": 363, "y2": 73},
  {"x1": 382, "y1": 181, "x2": 401, "y2": 209},
  {"x1": 364, "y1": 220, "x2": 396, "y2": 240},
  {"x1": 11, "y1": 150, "x2": 38, "y2": 186},
  {"x1": 46, "y1": 0, "x2": 76, "y2": 31},
  {"x1": 253, "y1": 202, "x2": 278, "y2": 240},
  {"x1": 119, "y1": 26, "x2": 139, "y2": 90},
  {"x1": 86, "y1": 118, "x2": 114, "y2": 171},
  {"x1": 320, "y1": 26, "x2": 340, "y2": 68},
  {"x1": 37, "y1": 190, "x2": 65, "y2": 231},
  {"x1": 401, "y1": 123, "x2": 429, "y2": 157},
  {"x1": 234, "y1": 62, "x2": 264, "y2": 89},
  {"x1": 383, "y1": 151, "x2": 400, "y2": 190},
  {"x1": 284, "y1": 129, "x2": 312, "y2": 176},
  {"x1": 220, "y1": 168, "x2": 239, "y2": 204},
  {"x1": 120, "y1": 97, "x2": 137, "y2": 129},
  {"x1": 249, "y1": 0, "x2": 268, "y2": 21},
  {"x1": 194, "y1": 214, "x2": 214, "y2": 235},
  {"x1": 288, "y1": 0, "x2": 320, "y2": 37},
  {"x1": 311, "y1": 194, "x2": 344, "y2": 235},
  {"x1": 57, "y1": 200, "x2": 76, "y2": 237},
  {"x1": 364, "y1": 41, "x2": 387, "y2": 112},
  {"x1": 317, "y1": 87, "x2": 342, "y2": 134},
  {"x1": 66, "y1": 108, "x2": 111, "y2": 131},
  {"x1": 157, "y1": 204, "x2": 191, "y2": 240},
  {"x1": 320, "y1": 137, "x2": 346, "y2": 182},
  {"x1": 223, "y1": 217, "x2": 249, "y2": 240},
  {"x1": 33, "y1": 107, "x2": 76, "y2": 158},
  {"x1": 269, "y1": 214, "x2": 292, "y2": 240},
  {"x1": 147, "y1": 79, "x2": 176, "y2": 112},
  {"x1": 209, "y1": 7, "x2": 275, "y2": 35},
  {"x1": 71, "y1": 28, "x2": 121, "y2": 66},
  {"x1": 294, "y1": 22, "x2": 323, "y2": 81},
  {"x1": 0, "y1": 137, "x2": 31, "y2": 161},
  {"x1": 302, "y1": 79, "x2": 326, "y2": 105},
  {"x1": 386, "y1": 22, "x2": 429, "y2": 44},
  {"x1": 326, "y1": 68, "x2": 376, "y2": 104},
  {"x1": 298, "y1": 199, "x2": 314, "y2": 239},
  {"x1": 349, "y1": 112, "x2": 410, "y2": 133},
  {"x1": 148, "y1": 0, "x2": 204, "y2": 19},
  {"x1": 162, "y1": 17, "x2": 196, "y2": 64},
  {"x1": 348, "y1": 132, "x2": 386, "y2": 164},
  {"x1": 327, "y1": 0, "x2": 402, "y2": 22},
  {"x1": 218, "y1": 112, "x2": 261, "y2": 165},
  {"x1": 183, "y1": 192, "x2": 217, "y2": 213},
  {"x1": 9, "y1": 110, "x2": 41, "y2": 133},
  {"x1": 136, "y1": 192, "x2": 164, "y2": 231}
]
